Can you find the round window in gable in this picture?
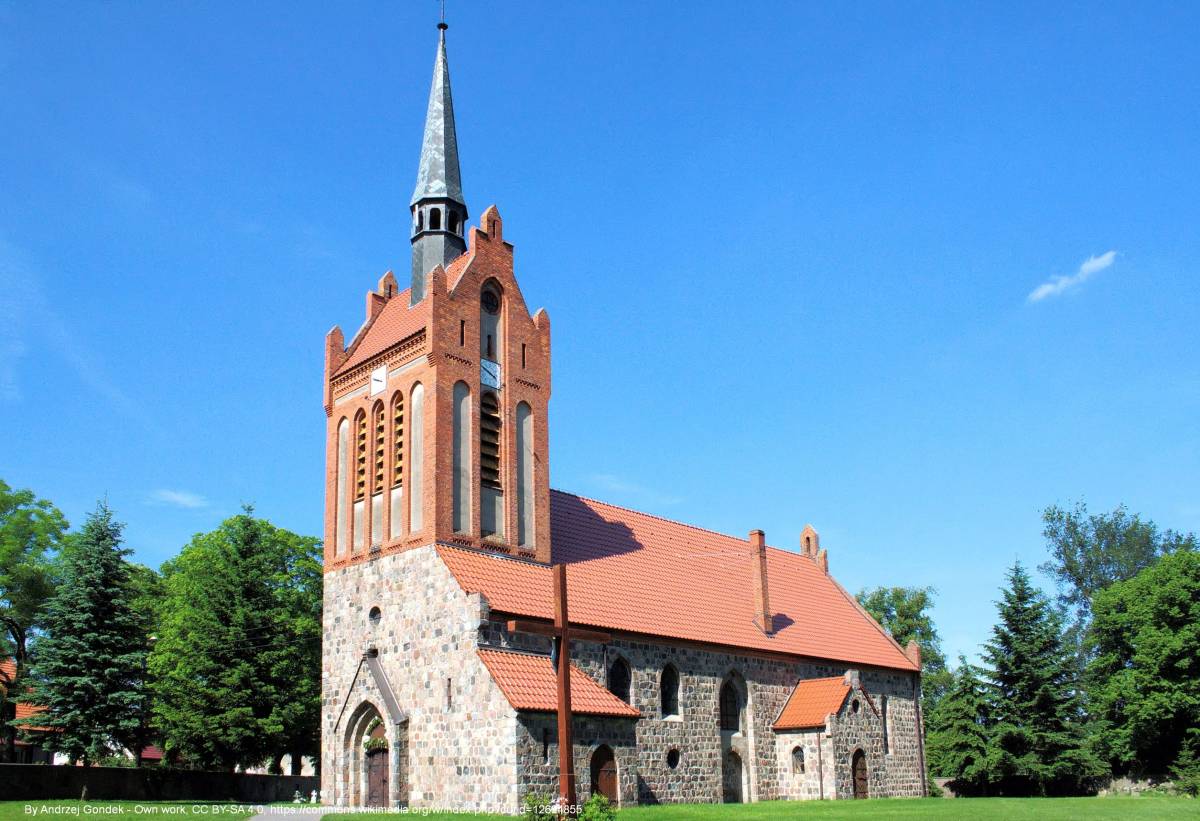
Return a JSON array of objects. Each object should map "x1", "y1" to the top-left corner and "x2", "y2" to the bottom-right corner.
[
  {"x1": 368, "y1": 606, "x2": 382, "y2": 628},
  {"x1": 851, "y1": 698, "x2": 860, "y2": 714},
  {"x1": 666, "y1": 749, "x2": 681, "y2": 770}
]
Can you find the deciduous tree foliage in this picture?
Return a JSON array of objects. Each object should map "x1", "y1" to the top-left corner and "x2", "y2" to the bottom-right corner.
[
  {"x1": 0, "y1": 479, "x2": 66, "y2": 761},
  {"x1": 150, "y1": 508, "x2": 320, "y2": 772},
  {"x1": 1087, "y1": 548, "x2": 1200, "y2": 778},
  {"x1": 1039, "y1": 502, "x2": 1195, "y2": 667},
  {"x1": 981, "y1": 562, "x2": 1104, "y2": 796},
  {"x1": 857, "y1": 586, "x2": 951, "y2": 707},
  {"x1": 925, "y1": 658, "x2": 991, "y2": 792},
  {"x1": 25, "y1": 502, "x2": 147, "y2": 764}
]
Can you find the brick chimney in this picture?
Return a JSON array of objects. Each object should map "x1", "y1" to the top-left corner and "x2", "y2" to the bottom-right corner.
[
  {"x1": 904, "y1": 640, "x2": 922, "y2": 669},
  {"x1": 750, "y1": 529, "x2": 773, "y2": 635}
]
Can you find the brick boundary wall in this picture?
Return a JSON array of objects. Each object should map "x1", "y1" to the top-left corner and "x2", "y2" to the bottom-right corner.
[{"x1": 0, "y1": 764, "x2": 318, "y2": 802}]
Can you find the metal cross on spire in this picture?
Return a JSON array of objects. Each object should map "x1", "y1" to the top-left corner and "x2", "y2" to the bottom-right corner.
[{"x1": 439, "y1": 0, "x2": 446, "y2": 28}]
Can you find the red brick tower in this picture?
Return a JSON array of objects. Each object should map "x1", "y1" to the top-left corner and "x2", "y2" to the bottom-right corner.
[{"x1": 321, "y1": 24, "x2": 552, "y2": 571}]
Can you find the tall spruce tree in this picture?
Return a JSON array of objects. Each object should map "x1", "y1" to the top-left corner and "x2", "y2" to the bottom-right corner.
[
  {"x1": 26, "y1": 502, "x2": 147, "y2": 764},
  {"x1": 981, "y1": 561, "x2": 1103, "y2": 795},
  {"x1": 150, "y1": 509, "x2": 320, "y2": 771},
  {"x1": 924, "y1": 658, "x2": 992, "y2": 794}
]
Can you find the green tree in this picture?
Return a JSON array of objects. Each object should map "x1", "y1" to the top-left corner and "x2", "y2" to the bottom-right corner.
[
  {"x1": 857, "y1": 586, "x2": 951, "y2": 707},
  {"x1": 1087, "y1": 547, "x2": 1200, "y2": 778},
  {"x1": 24, "y1": 502, "x2": 147, "y2": 764},
  {"x1": 1039, "y1": 502, "x2": 1195, "y2": 666},
  {"x1": 150, "y1": 509, "x2": 320, "y2": 771},
  {"x1": 925, "y1": 658, "x2": 991, "y2": 794},
  {"x1": 0, "y1": 479, "x2": 67, "y2": 762},
  {"x1": 981, "y1": 561, "x2": 1104, "y2": 796}
]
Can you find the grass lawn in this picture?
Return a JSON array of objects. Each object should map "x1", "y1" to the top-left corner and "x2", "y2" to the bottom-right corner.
[
  {"x1": 321, "y1": 795, "x2": 1196, "y2": 821},
  {"x1": 0, "y1": 802, "x2": 257, "y2": 821}
]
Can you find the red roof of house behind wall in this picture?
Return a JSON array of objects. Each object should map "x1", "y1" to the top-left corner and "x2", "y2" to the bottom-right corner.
[
  {"x1": 478, "y1": 648, "x2": 640, "y2": 718},
  {"x1": 773, "y1": 676, "x2": 852, "y2": 730},
  {"x1": 439, "y1": 491, "x2": 917, "y2": 673}
]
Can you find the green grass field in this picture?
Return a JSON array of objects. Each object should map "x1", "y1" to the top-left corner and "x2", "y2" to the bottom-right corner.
[
  {"x1": 0, "y1": 802, "x2": 256, "y2": 821},
  {"x1": 321, "y1": 795, "x2": 1196, "y2": 821},
  {"x1": 5, "y1": 796, "x2": 1193, "y2": 821}
]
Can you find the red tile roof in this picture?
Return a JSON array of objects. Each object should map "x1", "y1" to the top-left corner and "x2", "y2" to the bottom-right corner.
[
  {"x1": 440, "y1": 491, "x2": 916, "y2": 672},
  {"x1": 773, "y1": 676, "x2": 851, "y2": 730},
  {"x1": 478, "y1": 648, "x2": 640, "y2": 718},
  {"x1": 334, "y1": 287, "x2": 425, "y2": 376}
]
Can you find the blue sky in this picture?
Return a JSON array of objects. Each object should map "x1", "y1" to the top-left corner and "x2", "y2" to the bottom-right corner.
[{"x1": 1, "y1": 2, "x2": 1197, "y2": 662}]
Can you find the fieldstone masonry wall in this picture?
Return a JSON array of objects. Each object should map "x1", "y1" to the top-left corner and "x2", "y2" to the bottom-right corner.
[
  {"x1": 483, "y1": 619, "x2": 925, "y2": 805},
  {"x1": 321, "y1": 546, "x2": 521, "y2": 813}
]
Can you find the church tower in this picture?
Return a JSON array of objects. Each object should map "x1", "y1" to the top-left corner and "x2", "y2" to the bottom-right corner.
[{"x1": 322, "y1": 22, "x2": 552, "y2": 569}]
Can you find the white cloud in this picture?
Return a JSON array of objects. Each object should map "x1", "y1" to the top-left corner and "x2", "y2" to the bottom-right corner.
[
  {"x1": 1027, "y1": 250, "x2": 1118, "y2": 303},
  {"x1": 149, "y1": 489, "x2": 209, "y2": 509}
]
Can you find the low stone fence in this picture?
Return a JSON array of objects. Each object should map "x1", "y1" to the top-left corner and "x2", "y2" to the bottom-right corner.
[{"x1": 0, "y1": 764, "x2": 318, "y2": 802}]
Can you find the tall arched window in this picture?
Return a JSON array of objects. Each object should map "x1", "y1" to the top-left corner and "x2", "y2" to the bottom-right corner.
[
  {"x1": 608, "y1": 657, "x2": 632, "y2": 704},
  {"x1": 448, "y1": 211, "x2": 460, "y2": 234},
  {"x1": 719, "y1": 679, "x2": 741, "y2": 732},
  {"x1": 409, "y1": 383, "x2": 425, "y2": 531},
  {"x1": 389, "y1": 392, "x2": 404, "y2": 539},
  {"x1": 792, "y1": 746, "x2": 805, "y2": 774},
  {"x1": 335, "y1": 418, "x2": 349, "y2": 556},
  {"x1": 370, "y1": 402, "x2": 385, "y2": 544},
  {"x1": 660, "y1": 664, "x2": 680, "y2": 718},
  {"x1": 429, "y1": 208, "x2": 441, "y2": 230},
  {"x1": 452, "y1": 381, "x2": 471, "y2": 533},
  {"x1": 353, "y1": 410, "x2": 367, "y2": 551},
  {"x1": 516, "y1": 402, "x2": 534, "y2": 547}
]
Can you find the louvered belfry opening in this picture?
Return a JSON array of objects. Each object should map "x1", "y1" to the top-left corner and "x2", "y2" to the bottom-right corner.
[
  {"x1": 372, "y1": 403, "x2": 386, "y2": 490},
  {"x1": 480, "y1": 392, "x2": 502, "y2": 489},
  {"x1": 391, "y1": 394, "x2": 404, "y2": 488},
  {"x1": 480, "y1": 391, "x2": 503, "y2": 539},
  {"x1": 354, "y1": 412, "x2": 368, "y2": 501}
]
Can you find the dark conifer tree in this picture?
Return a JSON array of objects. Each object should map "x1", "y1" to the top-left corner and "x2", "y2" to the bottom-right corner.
[
  {"x1": 925, "y1": 658, "x2": 991, "y2": 795},
  {"x1": 26, "y1": 502, "x2": 147, "y2": 764},
  {"x1": 981, "y1": 561, "x2": 1104, "y2": 795}
]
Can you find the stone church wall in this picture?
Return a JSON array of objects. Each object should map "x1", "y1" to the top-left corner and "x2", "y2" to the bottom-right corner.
[
  {"x1": 321, "y1": 546, "x2": 521, "y2": 813},
  {"x1": 517, "y1": 714, "x2": 639, "y2": 809},
  {"x1": 775, "y1": 728, "x2": 835, "y2": 799},
  {"x1": 484, "y1": 621, "x2": 924, "y2": 804}
]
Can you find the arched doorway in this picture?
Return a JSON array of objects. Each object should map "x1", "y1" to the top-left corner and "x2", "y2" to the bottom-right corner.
[
  {"x1": 590, "y1": 745, "x2": 618, "y2": 804},
  {"x1": 721, "y1": 750, "x2": 744, "y2": 803},
  {"x1": 851, "y1": 749, "x2": 868, "y2": 799},
  {"x1": 365, "y1": 717, "x2": 389, "y2": 807}
]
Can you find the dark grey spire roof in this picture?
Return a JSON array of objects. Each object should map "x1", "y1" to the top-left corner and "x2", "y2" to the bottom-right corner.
[{"x1": 411, "y1": 27, "x2": 465, "y2": 208}]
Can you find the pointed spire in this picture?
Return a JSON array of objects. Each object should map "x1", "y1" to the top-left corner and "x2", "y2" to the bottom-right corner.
[
  {"x1": 409, "y1": 23, "x2": 468, "y2": 305},
  {"x1": 412, "y1": 25, "x2": 465, "y2": 208}
]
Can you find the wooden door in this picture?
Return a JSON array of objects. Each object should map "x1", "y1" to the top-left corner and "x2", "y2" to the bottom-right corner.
[
  {"x1": 590, "y1": 745, "x2": 618, "y2": 804},
  {"x1": 366, "y1": 748, "x2": 389, "y2": 807},
  {"x1": 852, "y1": 749, "x2": 868, "y2": 799}
]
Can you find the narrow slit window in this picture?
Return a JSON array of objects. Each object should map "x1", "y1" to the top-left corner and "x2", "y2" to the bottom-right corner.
[
  {"x1": 460, "y1": 319, "x2": 465, "y2": 346},
  {"x1": 521, "y1": 343, "x2": 527, "y2": 368}
]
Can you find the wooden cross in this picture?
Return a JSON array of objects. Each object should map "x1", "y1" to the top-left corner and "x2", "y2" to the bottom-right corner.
[{"x1": 508, "y1": 564, "x2": 612, "y2": 810}]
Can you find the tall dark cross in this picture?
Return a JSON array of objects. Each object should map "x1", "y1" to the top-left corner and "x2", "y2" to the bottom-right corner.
[{"x1": 508, "y1": 564, "x2": 612, "y2": 809}]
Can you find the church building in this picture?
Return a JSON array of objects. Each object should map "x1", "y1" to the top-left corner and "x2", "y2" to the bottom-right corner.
[{"x1": 320, "y1": 23, "x2": 927, "y2": 813}]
